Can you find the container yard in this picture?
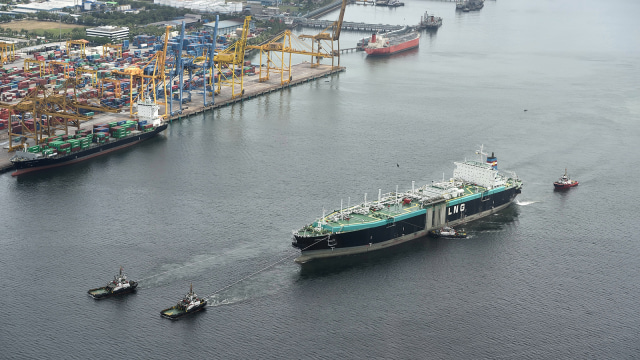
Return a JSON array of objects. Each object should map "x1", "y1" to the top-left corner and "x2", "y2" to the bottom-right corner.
[{"x1": 0, "y1": 15, "x2": 346, "y2": 174}]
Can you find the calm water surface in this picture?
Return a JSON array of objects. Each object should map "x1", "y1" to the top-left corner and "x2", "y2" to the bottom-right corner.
[{"x1": 2, "y1": 0, "x2": 640, "y2": 358}]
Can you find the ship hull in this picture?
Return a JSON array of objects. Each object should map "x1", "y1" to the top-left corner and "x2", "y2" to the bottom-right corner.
[
  {"x1": 554, "y1": 182, "x2": 578, "y2": 189},
  {"x1": 160, "y1": 302, "x2": 207, "y2": 319},
  {"x1": 88, "y1": 282, "x2": 138, "y2": 299},
  {"x1": 365, "y1": 36, "x2": 420, "y2": 56},
  {"x1": 293, "y1": 186, "x2": 519, "y2": 263},
  {"x1": 11, "y1": 124, "x2": 168, "y2": 176}
]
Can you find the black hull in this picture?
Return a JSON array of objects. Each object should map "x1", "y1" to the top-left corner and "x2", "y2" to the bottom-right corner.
[
  {"x1": 160, "y1": 302, "x2": 207, "y2": 319},
  {"x1": 11, "y1": 124, "x2": 168, "y2": 176},
  {"x1": 293, "y1": 186, "x2": 519, "y2": 262},
  {"x1": 88, "y1": 282, "x2": 138, "y2": 299}
]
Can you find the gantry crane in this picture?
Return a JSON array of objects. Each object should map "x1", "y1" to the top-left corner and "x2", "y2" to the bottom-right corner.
[
  {"x1": 0, "y1": 41, "x2": 15, "y2": 64},
  {"x1": 47, "y1": 60, "x2": 71, "y2": 78},
  {"x1": 66, "y1": 39, "x2": 88, "y2": 58},
  {"x1": 213, "y1": 16, "x2": 251, "y2": 99},
  {"x1": 111, "y1": 26, "x2": 171, "y2": 118},
  {"x1": 247, "y1": 30, "x2": 337, "y2": 85},
  {"x1": 102, "y1": 43, "x2": 123, "y2": 59},
  {"x1": 24, "y1": 59, "x2": 46, "y2": 77},
  {"x1": 0, "y1": 79, "x2": 120, "y2": 152},
  {"x1": 298, "y1": 0, "x2": 347, "y2": 68}
]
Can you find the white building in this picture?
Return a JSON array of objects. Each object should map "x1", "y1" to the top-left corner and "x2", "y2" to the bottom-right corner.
[{"x1": 86, "y1": 26, "x2": 129, "y2": 41}]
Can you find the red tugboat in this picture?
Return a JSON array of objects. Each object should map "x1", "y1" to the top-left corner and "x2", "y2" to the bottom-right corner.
[{"x1": 554, "y1": 168, "x2": 579, "y2": 189}]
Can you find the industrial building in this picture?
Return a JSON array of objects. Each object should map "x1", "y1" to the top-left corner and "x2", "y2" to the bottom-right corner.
[{"x1": 86, "y1": 26, "x2": 130, "y2": 41}]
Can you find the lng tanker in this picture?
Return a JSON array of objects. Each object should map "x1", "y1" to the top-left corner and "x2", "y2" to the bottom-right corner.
[{"x1": 292, "y1": 148, "x2": 523, "y2": 263}]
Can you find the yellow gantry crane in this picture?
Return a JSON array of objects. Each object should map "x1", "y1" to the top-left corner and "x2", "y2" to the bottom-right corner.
[
  {"x1": 0, "y1": 79, "x2": 120, "y2": 151},
  {"x1": 247, "y1": 30, "x2": 336, "y2": 85},
  {"x1": 0, "y1": 41, "x2": 16, "y2": 64},
  {"x1": 47, "y1": 60, "x2": 71, "y2": 78},
  {"x1": 213, "y1": 16, "x2": 251, "y2": 99},
  {"x1": 102, "y1": 43, "x2": 123, "y2": 59},
  {"x1": 24, "y1": 59, "x2": 46, "y2": 77},
  {"x1": 111, "y1": 26, "x2": 171, "y2": 118},
  {"x1": 299, "y1": 0, "x2": 348, "y2": 68},
  {"x1": 66, "y1": 40, "x2": 88, "y2": 58}
]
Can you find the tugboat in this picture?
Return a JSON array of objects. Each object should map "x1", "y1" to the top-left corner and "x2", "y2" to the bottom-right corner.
[
  {"x1": 428, "y1": 226, "x2": 467, "y2": 238},
  {"x1": 160, "y1": 283, "x2": 207, "y2": 319},
  {"x1": 554, "y1": 168, "x2": 579, "y2": 189},
  {"x1": 418, "y1": 11, "x2": 443, "y2": 30},
  {"x1": 88, "y1": 267, "x2": 138, "y2": 299}
]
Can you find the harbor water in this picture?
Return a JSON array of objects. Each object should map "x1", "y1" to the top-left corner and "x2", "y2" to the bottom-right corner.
[{"x1": 2, "y1": 0, "x2": 640, "y2": 358}]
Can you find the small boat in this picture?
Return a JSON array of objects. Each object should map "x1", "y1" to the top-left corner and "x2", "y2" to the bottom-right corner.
[
  {"x1": 554, "y1": 168, "x2": 579, "y2": 189},
  {"x1": 88, "y1": 267, "x2": 138, "y2": 299},
  {"x1": 160, "y1": 283, "x2": 207, "y2": 319},
  {"x1": 428, "y1": 226, "x2": 467, "y2": 238}
]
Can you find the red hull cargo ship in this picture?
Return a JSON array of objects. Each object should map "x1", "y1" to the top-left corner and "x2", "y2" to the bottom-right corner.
[{"x1": 365, "y1": 27, "x2": 420, "y2": 56}]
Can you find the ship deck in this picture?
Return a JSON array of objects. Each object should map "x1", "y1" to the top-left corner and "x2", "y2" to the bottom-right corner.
[
  {"x1": 161, "y1": 307, "x2": 184, "y2": 317},
  {"x1": 300, "y1": 182, "x2": 502, "y2": 236}
]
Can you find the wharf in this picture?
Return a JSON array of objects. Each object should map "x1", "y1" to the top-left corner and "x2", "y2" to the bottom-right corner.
[{"x1": 0, "y1": 63, "x2": 344, "y2": 175}]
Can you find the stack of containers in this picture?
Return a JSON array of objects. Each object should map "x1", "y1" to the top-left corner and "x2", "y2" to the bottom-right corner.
[
  {"x1": 67, "y1": 138, "x2": 81, "y2": 152},
  {"x1": 50, "y1": 141, "x2": 71, "y2": 155}
]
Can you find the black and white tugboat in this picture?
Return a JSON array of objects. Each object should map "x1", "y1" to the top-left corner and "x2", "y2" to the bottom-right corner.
[
  {"x1": 428, "y1": 226, "x2": 467, "y2": 238},
  {"x1": 88, "y1": 267, "x2": 138, "y2": 299},
  {"x1": 160, "y1": 283, "x2": 207, "y2": 319}
]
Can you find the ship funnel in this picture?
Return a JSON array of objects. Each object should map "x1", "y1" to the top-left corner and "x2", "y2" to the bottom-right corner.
[
  {"x1": 371, "y1": 33, "x2": 377, "y2": 43},
  {"x1": 486, "y1": 152, "x2": 498, "y2": 170}
]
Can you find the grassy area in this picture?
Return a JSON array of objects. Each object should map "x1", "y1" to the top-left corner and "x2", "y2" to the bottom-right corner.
[{"x1": 2, "y1": 20, "x2": 85, "y2": 35}]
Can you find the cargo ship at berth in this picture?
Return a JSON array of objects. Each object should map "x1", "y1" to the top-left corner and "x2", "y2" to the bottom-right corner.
[
  {"x1": 365, "y1": 26, "x2": 420, "y2": 56},
  {"x1": 9, "y1": 97, "x2": 167, "y2": 177},
  {"x1": 292, "y1": 148, "x2": 523, "y2": 263}
]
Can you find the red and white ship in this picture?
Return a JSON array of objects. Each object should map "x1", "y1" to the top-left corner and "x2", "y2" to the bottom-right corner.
[
  {"x1": 554, "y1": 168, "x2": 579, "y2": 189},
  {"x1": 365, "y1": 27, "x2": 420, "y2": 56}
]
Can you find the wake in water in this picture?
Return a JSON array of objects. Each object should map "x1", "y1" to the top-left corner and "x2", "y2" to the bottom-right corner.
[{"x1": 516, "y1": 199, "x2": 538, "y2": 206}]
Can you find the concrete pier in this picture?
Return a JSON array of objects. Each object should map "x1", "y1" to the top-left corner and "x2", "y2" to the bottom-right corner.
[{"x1": 0, "y1": 63, "x2": 345, "y2": 174}]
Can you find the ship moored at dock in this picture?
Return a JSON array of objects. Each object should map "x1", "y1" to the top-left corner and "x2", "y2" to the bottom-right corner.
[
  {"x1": 365, "y1": 26, "x2": 420, "y2": 56},
  {"x1": 292, "y1": 148, "x2": 523, "y2": 263},
  {"x1": 9, "y1": 96, "x2": 167, "y2": 176}
]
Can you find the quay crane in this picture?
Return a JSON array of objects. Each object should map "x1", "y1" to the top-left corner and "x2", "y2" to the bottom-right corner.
[
  {"x1": 299, "y1": 0, "x2": 348, "y2": 68},
  {"x1": 247, "y1": 30, "x2": 337, "y2": 85},
  {"x1": 111, "y1": 26, "x2": 171, "y2": 118},
  {"x1": 213, "y1": 16, "x2": 251, "y2": 99},
  {"x1": 0, "y1": 79, "x2": 120, "y2": 152}
]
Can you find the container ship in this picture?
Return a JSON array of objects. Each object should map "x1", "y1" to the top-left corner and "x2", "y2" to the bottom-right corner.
[
  {"x1": 292, "y1": 148, "x2": 523, "y2": 263},
  {"x1": 9, "y1": 97, "x2": 167, "y2": 177},
  {"x1": 365, "y1": 26, "x2": 420, "y2": 56}
]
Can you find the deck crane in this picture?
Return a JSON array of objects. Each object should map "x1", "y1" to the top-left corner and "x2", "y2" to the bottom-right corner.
[
  {"x1": 213, "y1": 16, "x2": 251, "y2": 99},
  {"x1": 299, "y1": 0, "x2": 348, "y2": 68}
]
